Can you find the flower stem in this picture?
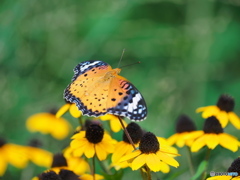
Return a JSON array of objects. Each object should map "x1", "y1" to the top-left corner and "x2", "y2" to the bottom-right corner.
[
  {"x1": 78, "y1": 116, "x2": 84, "y2": 128},
  {"x1": 186, "y1": 146, "x2": 195, "y2": 176},
  {"x1": 201, "y1": 148, "x2": 211, "y2": 180},
  {"x1": 92, "y1": 155, "x2": 96, "y2": 180},
  {"x1": 144, "y1": 166, "x2": 152, "y2": 180},
  {"x1": 117, "y1": 116, "x2": 136, "y2": 149}
]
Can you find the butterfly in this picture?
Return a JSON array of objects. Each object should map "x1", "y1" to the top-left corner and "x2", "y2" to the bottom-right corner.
[{"x1": 64, "y1": 60, "x2": 147, "y2": 121}]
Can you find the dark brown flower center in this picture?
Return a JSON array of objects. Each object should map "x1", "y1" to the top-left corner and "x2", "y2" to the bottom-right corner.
[
  {"x1": 175, "y1": 114, "x2": 196, "y2": 133},
  {"x1": 228, "y1": 157, "x2": 240, "y2": 177},
  {"x1": 123, "y1": 122, "x2": 143, "y2": 144},
  {"x1": 85, "y1": 124, "x2": 104, "y2": 144},
  {"x1": 216, "y1": 94, "x2": 234, "y2": 112},
  {"x1": 38, "y1": 171, "x2": 61, "y2": 180},
  {"x1": 59, "y1": 169, "x2": 79, "y2": 180},
  {"x1": 139, "y1": 132, "x2": 159, "y2": 154},
  {"x1": 203, "y1": 116, "x2": 223, "y2": 134},
  {"x1": 0, "y1": 138, "x2": 6, "y2": 147},
  {"x1": 51, "y1": 153, "x2": 68, "y2": 168}
]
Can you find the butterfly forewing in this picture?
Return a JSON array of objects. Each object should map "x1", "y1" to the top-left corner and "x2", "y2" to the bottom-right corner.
[{"x1": 64, "y1": 60, "x2": 147, "y2": 121}]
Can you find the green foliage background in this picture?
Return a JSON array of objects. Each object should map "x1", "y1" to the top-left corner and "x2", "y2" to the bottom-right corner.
[{"x1": 1, "y1": 0, "x2": 240, "y2": 179}]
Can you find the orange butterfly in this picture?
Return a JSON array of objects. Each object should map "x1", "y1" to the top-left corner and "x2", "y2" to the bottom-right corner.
[{"x1": 64, "y1": 60, "x2": 147, "y2": 121}]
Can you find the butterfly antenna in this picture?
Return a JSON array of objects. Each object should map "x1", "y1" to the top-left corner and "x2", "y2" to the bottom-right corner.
[
  {"x1": 117, "y1": 48, "x2": 125, "y2": 68},
  {"x1": 120, "y1": 61, "x2": 141, "y2": 69}
]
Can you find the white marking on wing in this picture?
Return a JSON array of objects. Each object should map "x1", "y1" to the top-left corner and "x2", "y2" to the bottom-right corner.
[{"x1": 80, "y1": 61, "x2": 101, "y2": 72}]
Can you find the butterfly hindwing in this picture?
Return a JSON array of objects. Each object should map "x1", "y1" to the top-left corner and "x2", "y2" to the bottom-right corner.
[{"x1": 107, "y1": 78, "x2": 147, "y2": 121}]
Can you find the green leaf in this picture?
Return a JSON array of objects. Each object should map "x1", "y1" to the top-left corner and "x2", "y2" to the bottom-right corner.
[{"x1": 190, "y1": 160, "x2": 208, "y2": 180}]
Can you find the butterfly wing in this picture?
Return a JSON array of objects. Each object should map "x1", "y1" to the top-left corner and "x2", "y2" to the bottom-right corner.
[
  {"x1": 64, "y1": 60, "x2": 113, "y2": 116},
  {"x1": 107, "y1": 76, "x2": 147, "y2": 121},
  {"x1": 64, "y1": 60, "x2": 147, "y2": 121}
]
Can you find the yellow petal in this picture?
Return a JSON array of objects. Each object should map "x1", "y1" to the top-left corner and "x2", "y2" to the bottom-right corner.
[
  {"x1": 95, "y1": 143, "x2": 107, "y2": 161},
  {"x1": 67, "y1": 156, "x2": 90, "y2": 175},
  {"x1": 0, "y1": 153, "x2": 7, "y2": 176},
  {"x1": 216, "y1": 111, "x2": 229, "y2": 128},
  {"x1": 50, "y1": 118, "x2": 71, "y2": 140},
  {"x1": 84, "y1": 143, "x2": 95, "y2": 158},
  {"x1": 99, "y1": 114, "x2": 117, "y2": 121},
  {"x1": 131, "y1": 154, "x2": 147, "y2": 170},
  {"x1": 156, "y1": 151, "x2": 179, "y2": 167},
  {"x1": 206, "y1": 176, "x2": 232, "y2": 180},
  {"x1": 219, "y1": 133, "x2": 239, "y2": 152},
  {"x1": 191, "y1": 135, "x2": 207, "y2": 152},
  {"x1": 120, "y1": 150, "x2": 141, "y2": 162},
  {"x1": 167, "y1": 134, "x2": 178, "y2": 146},
  {"x1": 109, "y1": 118, "x2": 122, "y2": 132},
  {"x1": 196, "y1": 106, "x2": 208, "y2": 113},
  {"x1": 159, "y1": 161, "x2": 170, "y2": 173},
  {"x1": 69, "y1": 104, "x2": 82, "y2": 118},
  {"x1": 205, "y1": 134, "x2": 219, "y2": 149},
  {"x1": 146, "y1": 154, "x2": 162, "y2": 172},
  {"x1": 80, "y1": 174, "x2": 104, "y2": 180},
  {"x1": 112, "y1": 142, "x2": 133, "y2": 163},
  {"x1": 56, "y1": 104, "x2": 71, "y2": 118},
  {"x1": 200, "y1": 106, "x2": 220, "y2": 118},
  {"x1": 27, "y1": 147, "x2": 53, "y2": 167},
  {"x1": 71, "y1": 131, "x2": 85, "y2": 140},
  {"x1": 70, "y1": 138, "x2": 88, "y2": 149},
  {"x1": 228, "y1": 112, "x2": 240, "y2": 129},
  {"x1": 4, "y1": 144, "x2": 28, "y2": 168}
]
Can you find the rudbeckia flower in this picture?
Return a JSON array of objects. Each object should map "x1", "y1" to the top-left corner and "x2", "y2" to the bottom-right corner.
[
  {"x1": 0, "y1": 138, "x2": 28, "y2": 176},
  {"x1": 33, "y1": 154, "x2": 103, "y2": 180},
  {"x1": 56, "y1": 103, "x2": 82, "y2": 118},
  {"x1": 196, "y1": 94, "x2": 240, "y2": 129},
  {"x1": 167, "y1": 114, "x2": 203, "y2": 147},
  {"x1": 38, "y1": 170, "x2": 104, "y2": 180},
  {"x1": 26, "y1": 110, "x2": 72, "y2": 140},
  {"x1": 191, "y1": 116, "x2": 239, "y2": 152},
  {"x1": 120, "y1": 132, "x2": 179, "y2": 172},
  {"x1": 70, "y1": 124, "x2": 116, "y2": 160},
  {"x1": 207, "y1": 157, "x2": 240, "y2": 180},
  {"x1": 99, "y1": 114, "x2": 127, "y2": 133},
  {"x1": 111, "y1": 122, "x2": 143, "y2": 169}
]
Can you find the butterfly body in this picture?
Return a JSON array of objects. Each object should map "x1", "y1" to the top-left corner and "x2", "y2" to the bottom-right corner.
[{"x1": 64, "y1": 60, "x2": 147, "y2": 121}]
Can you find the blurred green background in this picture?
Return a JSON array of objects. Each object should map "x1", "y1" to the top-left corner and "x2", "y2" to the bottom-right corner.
[{"x1": 1, "y1": 0, "x2": 240, "y2": 179}]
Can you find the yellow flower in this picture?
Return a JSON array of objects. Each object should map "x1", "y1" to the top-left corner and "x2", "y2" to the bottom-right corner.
[
  {"x1": 191, "y1": 116, "x2": 239, "y2": 152},
  {"x1": 26, "y1": 112, "x2": 72, "y2": 140},
  {"x1": 167, "y1": 114, "x2": 203, "y2": 147},
  {"x1": 207, "y1": 157, "x2": 240, "y2": 180},
  {"x1": 99, "y1": 114, "x2": 127, "y2": 132},
  {"x1": 70, "y1": 124, "x2": 116, "y2": 160},
  {"x1": 56, "y1": 103, "x2": 82, "y2": 118},
  {"x1": 32, "y1": 154, "x2": 103, "y2": 180},
  {"x1": 0, "y1": 139, "x2": 28, "y2": 176},
  {"x1": 111, "y1": 122, "x2": 143, "y2": 169},
  {"x1": 120, "y1": 132, "x2": 179, "y2": 172},
  {"x1": 196, "y1": 94, "x2": 240, "y2": 129}
]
